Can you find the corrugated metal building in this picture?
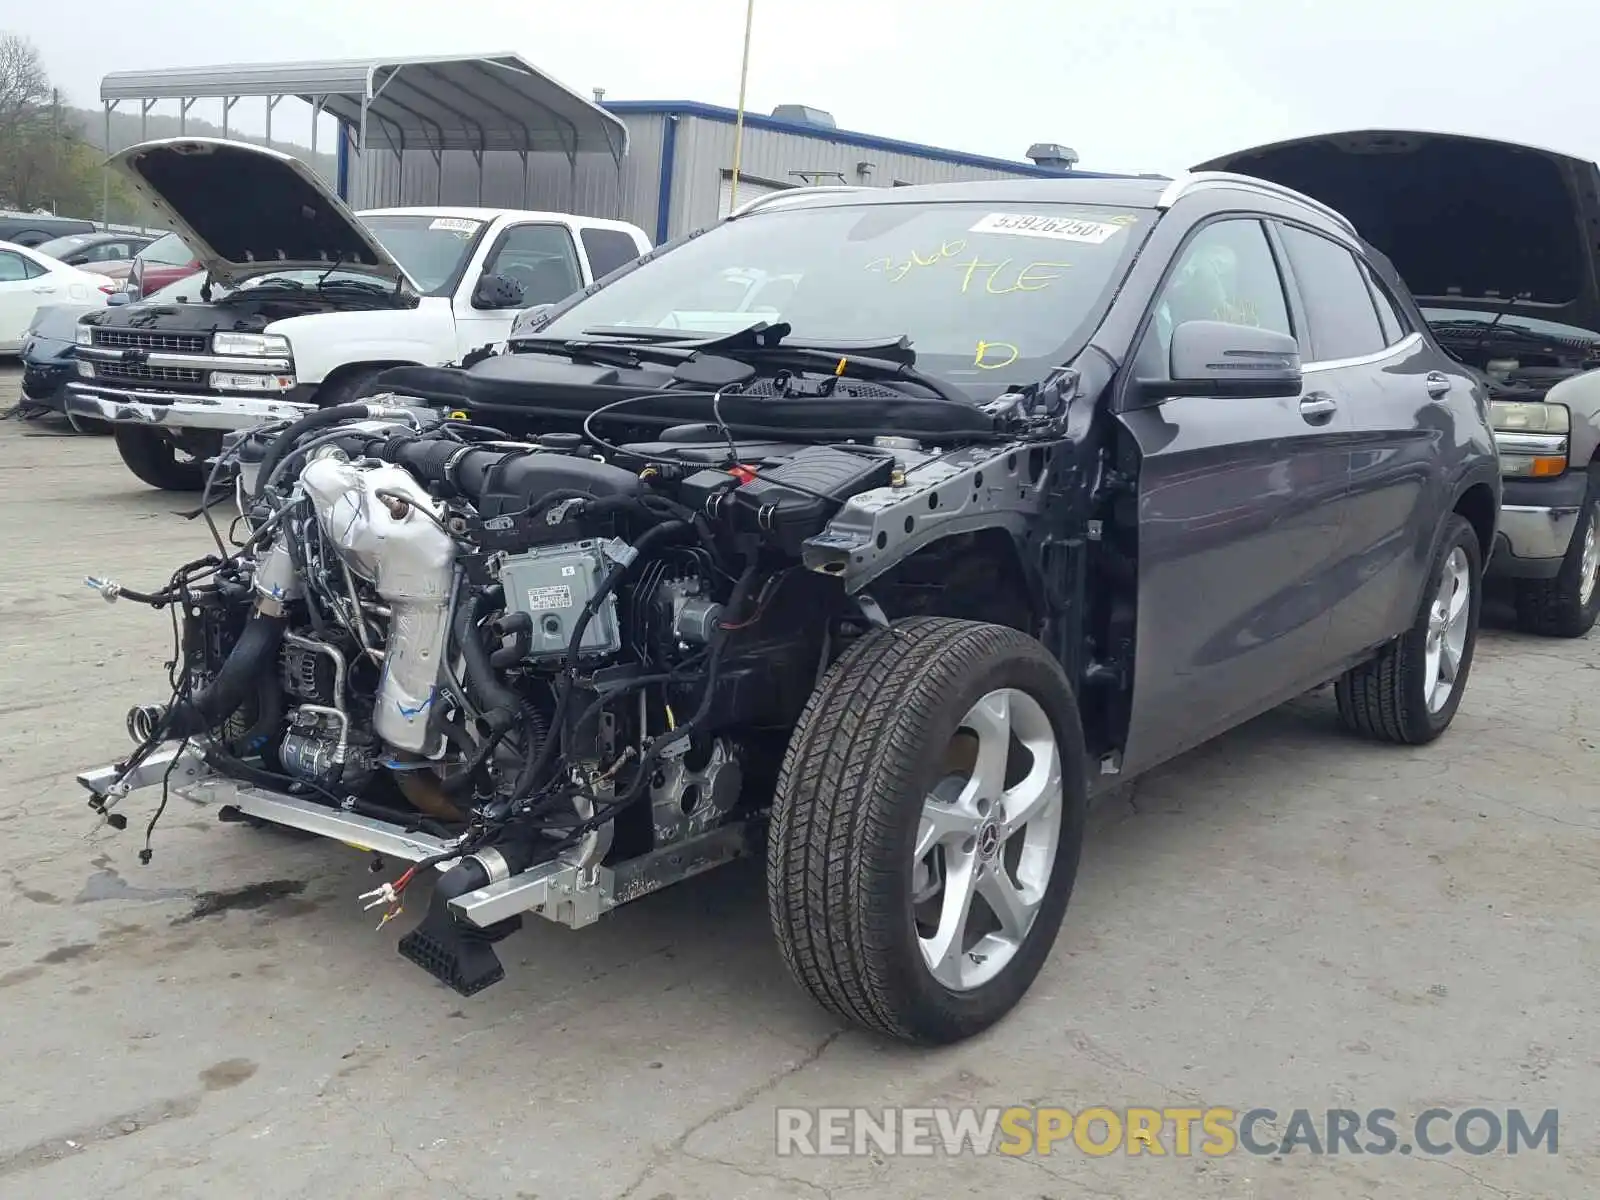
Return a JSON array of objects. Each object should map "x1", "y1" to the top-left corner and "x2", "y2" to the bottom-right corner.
[
  {"x1": 345, "y1": 100, "x2": 1090, "y2": 244},
  {"x1": 98, "y1": 56, "x2": 1107, "y2": 246}
]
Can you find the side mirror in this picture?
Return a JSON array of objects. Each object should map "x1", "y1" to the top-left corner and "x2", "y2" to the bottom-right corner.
[
  {"x1": 472, "y1": 273, "x2": 528, "y2": 310},
  {"x1": 107, "y1": 291, "x2": 132, "y2": 307},
  {"x1": 1140, "y1": 320, "x2": 1303, "y2": 401}
]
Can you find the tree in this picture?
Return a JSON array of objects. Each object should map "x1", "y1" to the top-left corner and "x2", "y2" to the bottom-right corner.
[{"x1": 0, "y1": 31, "x2": 133, "y2": 220}]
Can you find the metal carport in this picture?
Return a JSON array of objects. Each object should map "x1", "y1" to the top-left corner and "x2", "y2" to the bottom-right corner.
[{"x1": 97, "y1": 53, "x2": 630, "y2": 209}]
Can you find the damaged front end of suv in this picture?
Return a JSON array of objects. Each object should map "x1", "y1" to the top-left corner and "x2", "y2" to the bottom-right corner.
[{"x1": 79, "y1": 186, "x2": 1158, "y2": 1043}]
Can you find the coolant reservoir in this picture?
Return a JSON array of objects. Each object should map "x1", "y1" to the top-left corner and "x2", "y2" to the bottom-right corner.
[
  {"x1": 1486, "y1": 358, "x2": 1519, "y2": 384},
  {"x1": 300, "y1": 453, "x2": 456, "y2": 755}
]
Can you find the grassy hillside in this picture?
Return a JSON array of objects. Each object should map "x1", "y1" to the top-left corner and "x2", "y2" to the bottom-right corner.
[
  {"x1": 63, "y1": 103, "x2": 337, "y2": 228},
  {"x1": 72, "y1": 104, "x2": 336, "y2": 180}
]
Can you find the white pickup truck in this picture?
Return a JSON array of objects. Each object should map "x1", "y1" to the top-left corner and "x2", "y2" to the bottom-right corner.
[{"x1": 66, "y1": 137, "x2": 651, "y2": 490}]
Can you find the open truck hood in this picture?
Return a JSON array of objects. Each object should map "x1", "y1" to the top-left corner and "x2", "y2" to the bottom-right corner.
[
  {"x1": 110, "y1": 138, "x2": 413, "y2": 293},
  {"x1": 1195, "y1": 130, "x2": 1600, "y2": 337}
]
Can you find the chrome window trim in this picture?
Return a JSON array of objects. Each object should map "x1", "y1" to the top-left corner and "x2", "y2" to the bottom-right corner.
[{"x1": 1301, "y1": 331, "x2": 1424, "y2": 373}]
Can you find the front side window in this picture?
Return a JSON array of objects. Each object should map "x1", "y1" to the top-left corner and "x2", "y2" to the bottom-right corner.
[
  {"x1": 1278, "y1": 225, "x2": 1387, "y2": 362},
  {"x1": 536, "y1": 200, "x2": 1151, "y2": 388},
  {"x1": 483, "y1": 225, "x2": 583, "y2": 306},
  {"x1": 1135, "y1": 218, "x2": 1292, "y2": 381}
]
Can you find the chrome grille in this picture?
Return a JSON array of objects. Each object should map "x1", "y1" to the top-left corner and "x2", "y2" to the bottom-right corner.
[
  {"x1": 92, "y1": 328, "x2": 209, "y2": 354},
  {"x1": 94, "y1": 361, "x2": 207, "y2": 386}
]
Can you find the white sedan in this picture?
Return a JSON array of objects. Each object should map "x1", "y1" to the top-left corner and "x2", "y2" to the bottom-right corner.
[{"x1": 0, "y1": 239, "x2": 117, "y2": 353}]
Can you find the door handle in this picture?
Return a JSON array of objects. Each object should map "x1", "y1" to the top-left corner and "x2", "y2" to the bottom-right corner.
[
  {"x1": 1425, "y1": 371, "x2": 1452, "y2": 398},
  {"x1": 1299, "y1": 393, "x2": 1338, "y2": 421},
  {"x1": 31, "y1": 285, "x2": 56, "y2": 294}
]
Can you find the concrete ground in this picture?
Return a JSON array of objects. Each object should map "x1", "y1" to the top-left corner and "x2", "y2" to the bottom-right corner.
[{"x1": 0, "y1": 364, "x2": 1594, "y2": 1199}]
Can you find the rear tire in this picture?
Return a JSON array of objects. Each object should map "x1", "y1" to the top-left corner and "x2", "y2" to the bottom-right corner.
[
  {"x1": 767, "y1": 617, "x2": 1087, "y2": 1045},
  {"x1": 1513, "y1": 470, "x2": 1600, "y2": 638},
  {"x1": 1336, "y1": 513, "x2": 1481, "y2": 745},
  {"x1": 112, "y1": 426, "x2": 207, "y2": 491}
]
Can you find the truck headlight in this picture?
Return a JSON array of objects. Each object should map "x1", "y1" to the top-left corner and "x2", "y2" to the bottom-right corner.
[
  {"x1": 1489, "y1": 400, "x2": 1569, "y2": 434},
  {"x1": 1491, "y1": 402, "x2": 1570, "y2": 477},
  {"x1": 213, "y1": 331, "x2": 291, "y2": 357},
  {"x1": 210, "y1": 371, "x2": 295, "y2": 392},
  {"x1": 74, "y1": 323, "x2": 92, "y2": 346}
]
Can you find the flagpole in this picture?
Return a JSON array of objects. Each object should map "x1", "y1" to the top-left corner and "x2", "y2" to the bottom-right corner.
[{"x1": 729, "y1": 0, "x2": 755, "y2": 210}]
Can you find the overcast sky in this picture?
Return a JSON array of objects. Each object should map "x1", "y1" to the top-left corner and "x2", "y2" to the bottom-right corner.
[{"x1": 8, "y1": 0, "x2": 1595, "y2": 172}]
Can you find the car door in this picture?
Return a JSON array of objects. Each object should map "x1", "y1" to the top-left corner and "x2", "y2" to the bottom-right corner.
[
  {"x1": 0, "y1": 249, "x2": 51, "y2": 350},
  {"x1": 1273, "y1": 225, "x2": 1459, "y2": 660},
  {"x1": 1117, "y1": 216, "x2": 1353, "y2": 775},
  {"x1": 454, "y1": 222, "x2": 585, "y2": 357}
]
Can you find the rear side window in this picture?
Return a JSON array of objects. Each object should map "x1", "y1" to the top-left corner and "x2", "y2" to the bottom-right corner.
[
  {"x1": 1278, "y1": 225, "x2": 1387, "y2": 361},
  {"x1": 0, "y1": 251, "x2": 27, "y2": 282},
  {"x1": 580, "y1": 228, "x2": 643, "y2": 280},
  {"x1": 1361, "y1": 263, "x2": 1411, "y2": 347}
]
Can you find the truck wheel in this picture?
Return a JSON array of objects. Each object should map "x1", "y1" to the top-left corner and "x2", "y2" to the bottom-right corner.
[
  {"x1": 1336, "y1": 513, "x2": 1482, "y2": 745},
  {"x1": 767, "y1": 617, "x2": 1088, "y2": 1045},
  {"x1": 1513, "y1": 472, "x2": 1600, "y2": 638},
  {"x1": 112, "y1": 426, "x2": 207, "y2": 491}
]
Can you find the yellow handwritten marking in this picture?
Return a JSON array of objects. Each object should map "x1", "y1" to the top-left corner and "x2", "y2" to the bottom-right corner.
[
  {"x1": 974, "y1": 340, "x2": 1020, "y2": 370},
  {"x1": 1014, "y1": 261, "x2": 1072, "y2": 291},
  {"x1": 871, "y1": 247, "x2": 1075, "y2": 295},
  {"x1": 959, "y1": 256, "x2": 1002, "y2": 293}
]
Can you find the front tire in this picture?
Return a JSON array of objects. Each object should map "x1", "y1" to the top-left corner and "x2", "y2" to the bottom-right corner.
[
  {"x1": 767, "y1": 617, "x2": 1088, "y2": 1045},
  {"x1": 1336, "y1": 513, "x2": 1482, "y2": 745},
  {"x1": 112, "y1": 426, "x2": 208, "y2": 491},
  {"x1": 1514, "y1": 469, "x2": 1600, "y2": 638}
]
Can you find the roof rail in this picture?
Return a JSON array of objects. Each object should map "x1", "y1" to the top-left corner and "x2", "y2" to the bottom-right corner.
[
  {"x1": 1157, "y1": 171, "x2": 1358, "y2": 235},
  {"x1": 727, "y1": 184, "x2": 866, "y2": 219}
]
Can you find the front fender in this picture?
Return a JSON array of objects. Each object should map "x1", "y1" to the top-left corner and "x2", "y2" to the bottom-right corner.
[
  {"x1": 267, "y1": 306, "x2": 458, "y2": 386},
  {"x1": 1547, "y1": 369, "x2": 1600, "y2": 467}
]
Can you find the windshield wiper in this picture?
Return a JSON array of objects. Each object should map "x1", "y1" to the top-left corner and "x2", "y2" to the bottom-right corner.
[
  {"x1": 514, "y1": 321, "x2": 964, "y2": 402},
  {"x1": 579, "y1": 324, "x2": 919, "y2": 367},
  {"x1": 572, "y1": 322, "x2": 963, "y2": 401},
  {"x1": 1432, "y1": 320, "x2": 1598, "y2": 349}
]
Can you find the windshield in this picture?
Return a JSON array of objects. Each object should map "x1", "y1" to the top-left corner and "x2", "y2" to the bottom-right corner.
[
  {"x1": 1422, "y1": 306, "x2": 1600, "y2": 342},
  {"x1": 537, "y1": 200, "x2": 1149, "y2": 384},
  {"x1": 139, "y1": 232, "x2": 192, "y2": 266},
  {"x1": 35, "y1": 234, "x2": 96, "y2": 259},
  {"x1": 361, "y1": 214, "x2": 487, "y2": 294}
]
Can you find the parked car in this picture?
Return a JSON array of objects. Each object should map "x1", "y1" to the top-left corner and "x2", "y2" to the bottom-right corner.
[
  {"x1": 66, "y1": 137, "x2": 651, "y2": 490},
  {"x1": 0, "y1": 211, "x2": 96, "y2": 247},
  {"x1": 32, "y1": 231, "x2": 155, "y2": 273},
  {"x1": 0, "y1": 239, "x2": 118, "y2": 353},
  {"x1": 1198, "y1": 130, "x2": 1600, "y2": 636},
  {"x1": 125, "y1": 230, "x2": 202, "y2": 299},
  {"x1": 81, "y1": 172, "x2": 1499, "y2": 1043},
  {"x1": 18, "y1": 274, "x2": 206, "y2": 424}
]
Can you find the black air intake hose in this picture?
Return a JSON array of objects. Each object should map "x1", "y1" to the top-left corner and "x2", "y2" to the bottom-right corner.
[
  {"x1": 163, "y1": 613, "x2": 289, "y2": 739},
  {"x1": 252, "y1": 403, "x2": 375, "y2": 497},
  {"x1": 454, "y1": 587, "x2": 523, "y2": 732}
]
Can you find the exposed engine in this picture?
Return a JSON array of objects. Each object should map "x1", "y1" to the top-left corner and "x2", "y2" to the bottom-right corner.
[{"x1": 85, "y1": 396, "x2": 967, "y2": 994}]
